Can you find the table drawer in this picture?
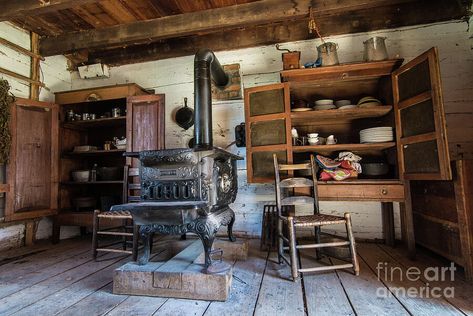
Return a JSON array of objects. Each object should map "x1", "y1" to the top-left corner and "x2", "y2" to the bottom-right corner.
[{"x1": 316, "y1": 183, "x2": 405, "y2": 202}]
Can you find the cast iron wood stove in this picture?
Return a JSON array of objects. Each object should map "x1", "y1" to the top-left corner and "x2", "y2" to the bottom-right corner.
[{"x1": 111, "y1": 49, "x2": 242, "y2": 273}]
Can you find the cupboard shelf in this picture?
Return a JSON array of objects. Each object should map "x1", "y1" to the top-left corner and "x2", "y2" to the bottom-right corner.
[
  {"x1": 60, "y1": 181, "x2": 124, "y2": 185},
  {"x1": 62, "y1": 149, "x2": 126, "y2": 157},
  {"x1": 62, "y1": 116, "x2": 126, "y2": 130},
  {"x1": 292, "y1": 142, "x2": 396, "y2": 153},
  {"x1": 291, "y1": 106, "x2": 392, "y2": 124}
]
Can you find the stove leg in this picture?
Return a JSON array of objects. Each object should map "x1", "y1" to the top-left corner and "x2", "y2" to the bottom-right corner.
[
  {"x1": 138, "y1": 225, "x2": 152, "y2": 265},
  {"x1": 199, "y1": 234, "x2": 215, "y2": 268},
  {"x1": 227, "y1": 210, "x2": 236, "y2": 242}
]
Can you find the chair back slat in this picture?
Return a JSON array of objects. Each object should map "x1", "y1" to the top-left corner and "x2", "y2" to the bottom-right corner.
[{"x1": 273, "y1": 154, "x2": 320, "y2": 216}]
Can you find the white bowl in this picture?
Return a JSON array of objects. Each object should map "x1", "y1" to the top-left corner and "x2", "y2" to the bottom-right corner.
[
  {"x1": 315, "y1": 99, "x2": 334, "y2": 106},
  {"x1": 308, "y1": 138, "x2": 319, "y2": 145},
  {"x1": 335, "y1": 100, "x2": 351, "y2": 107},
  {"x1": 307, "y1": 133, "x2": 319, "y2": 138}
]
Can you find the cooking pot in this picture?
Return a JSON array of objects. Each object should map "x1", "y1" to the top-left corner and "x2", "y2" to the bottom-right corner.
[
  {"x1": 175, "y1": 97, "x2": 194, "y2": 130},
  {"x1": 361, "y1": 162, "x2": 389, "y2": 177},
  {"x1": 72, "y1": 197, "x2": 96, "y2": 210}
]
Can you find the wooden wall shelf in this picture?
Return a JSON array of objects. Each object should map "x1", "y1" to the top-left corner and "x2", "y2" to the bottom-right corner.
[{"x1": 281, "y1": 59, "x2": 403, "y2": 82}]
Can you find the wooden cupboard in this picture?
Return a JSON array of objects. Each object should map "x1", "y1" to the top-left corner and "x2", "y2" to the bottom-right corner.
[
  {"x1": 2, "y1": 84, "x2": 165, "y2": 243},
  {"x1": 244, "y1": 47, "x2": 452, "y2": 257}
]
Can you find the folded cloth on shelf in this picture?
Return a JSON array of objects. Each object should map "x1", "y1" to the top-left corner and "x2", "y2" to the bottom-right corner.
[
  {"x1": 320, "y1": 168, "x2": 358, "y2": 181},
  {"x1": 336, "y1": 151, "x2": 362, "y2": 162},
  {"x1": 317, "y1": 153, "x2": 361, "y2": 181},
  {"x1": 315, "y1": 155, "x2": 341, "y2": 169}
]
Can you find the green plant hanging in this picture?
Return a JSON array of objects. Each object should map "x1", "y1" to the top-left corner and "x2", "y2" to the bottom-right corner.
[{"x1": 0, "y1": 79, "x2": 14, "y2": 164}]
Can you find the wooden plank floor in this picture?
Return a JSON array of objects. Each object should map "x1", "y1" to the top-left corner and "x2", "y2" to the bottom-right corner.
[{"x1": 1, "y1": 237, "x2": 472, "y2": 316}]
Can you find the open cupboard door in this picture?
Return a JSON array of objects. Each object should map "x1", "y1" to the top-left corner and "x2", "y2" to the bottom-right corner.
[
  {"x1": 244, "y1": 83, "x2": 292, "y2": 183},
  {"x1": 5, "y1": 98, "x2": 59, "y2": 221},
  {"x1": 392, "y1": 47, "x2": 451, "y2": 181}
]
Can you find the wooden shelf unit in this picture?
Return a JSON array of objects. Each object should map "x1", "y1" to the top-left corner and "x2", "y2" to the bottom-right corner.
[
  {"x1": 51, "y1": 84, "x2": 165, "y2": 243},
  {"x1": 244, "y1": 49, "x2": 453, "y2": 259}
]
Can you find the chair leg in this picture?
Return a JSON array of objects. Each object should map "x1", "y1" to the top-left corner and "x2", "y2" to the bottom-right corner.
[
  {"x1": 345, "y1": 213, "x2": 360, "y2": 276},
  {"x1": 314, "y1": 226, "x2": 322, "y2": 260},
  {"x1": 277, "y1": 216, "x2": 284, "y2": 264},
  {"x1": 288, "y1": 217, "x2": 299, "y2": 281},
  {"x1": 92, "y1": 210, "x2": 100, "y2": 259},
  {"x1": 132, "y1": 224, "x2": 139, "y2": 262},
  {"x1": 122, "y1": 219, "x2": 127, "y2": 250}
]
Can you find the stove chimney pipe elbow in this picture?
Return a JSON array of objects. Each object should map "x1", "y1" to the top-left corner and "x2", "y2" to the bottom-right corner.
[{"x1": 194, "y1": 49, "x2": 229, "y2": 151}]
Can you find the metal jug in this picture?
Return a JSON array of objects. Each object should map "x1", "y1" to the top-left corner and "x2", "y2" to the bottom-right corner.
[
  {"x1": 317, "y1": 42, "x2": 339, "y2": 66},
  {"x1": 363, "y1": 37, "x2": 388, "y2": 61}
]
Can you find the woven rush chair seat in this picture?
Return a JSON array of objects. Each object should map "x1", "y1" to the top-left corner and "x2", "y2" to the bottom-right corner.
[
  {"x1": 97, "y1": 210, "x2": 132, "y2": 219},
  {"x1": 292, "y1": 214, "x2": 347, "y2": 227}
]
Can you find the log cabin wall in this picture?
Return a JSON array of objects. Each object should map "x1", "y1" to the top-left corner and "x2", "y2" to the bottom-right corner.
[
  {"x1": 67, "y1": 20, "x2": 473, "y2": 240},
  {"x1": 0, "y1": 22, "x2": 71, "y2": 250}
]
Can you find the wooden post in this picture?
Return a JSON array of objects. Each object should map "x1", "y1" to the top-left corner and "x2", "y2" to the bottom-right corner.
[
  {"x1": 24, "y1": 220, "x2": 36, "y2": 246},
  {"x1": 454, "y1": 160, "x2": 473, "y2": 280},
  {"x1": 30, "y1": 32, "x2": 40, "y2": 100},
  {"x1": 381, "y1": 202, "x2": 395, "y2": 246},
  {"x1": 401, "y1": 181, "x2": 416, "y2": 259}
]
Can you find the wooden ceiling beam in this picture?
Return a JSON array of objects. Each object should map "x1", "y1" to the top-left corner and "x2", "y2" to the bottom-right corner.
[
  {"x1": 0, "y1": 0, "x2": 97, "y2": 22},
  {"x1": 40, "y1": 0, "x2": 415, "y2": 56},
  {"x1": 87, "y1": 0, "x2": 468, "y2": 67}
]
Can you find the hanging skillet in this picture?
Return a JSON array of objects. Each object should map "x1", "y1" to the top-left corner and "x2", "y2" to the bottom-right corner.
[{"x1": 175, "y1": 97, "x2": 194, "y2": 130}]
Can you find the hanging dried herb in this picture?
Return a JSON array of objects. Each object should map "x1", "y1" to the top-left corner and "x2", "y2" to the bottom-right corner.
[{"x1": 0, "y1": 79, "x2": 14, "y2": 164}]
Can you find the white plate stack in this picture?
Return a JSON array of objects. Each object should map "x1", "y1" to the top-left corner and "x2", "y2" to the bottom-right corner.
[
  {"x1": 359, "y1": 127, "x2": 394, "y2": 143},
  {"x1": 313, "y1": 99, "x2": 336, "y2": 110}
]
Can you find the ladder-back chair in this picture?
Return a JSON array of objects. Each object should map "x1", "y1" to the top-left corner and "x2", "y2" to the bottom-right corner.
[{"x1": 273, "y1": 154, "x2": 360, "y2": 280}]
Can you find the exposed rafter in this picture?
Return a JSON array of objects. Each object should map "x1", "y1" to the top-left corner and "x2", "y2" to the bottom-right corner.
[
  {"x1": 87, "y1": 0, "x2": 468, "y2": 66},
  {"x1": 40, "y1": 0, "x2": 415, "y2": 56}
]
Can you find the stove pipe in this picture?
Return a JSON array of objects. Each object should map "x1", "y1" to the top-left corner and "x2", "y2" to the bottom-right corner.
[{"x1": 194, "y1": 49, "x2": 229, "y2": 150}]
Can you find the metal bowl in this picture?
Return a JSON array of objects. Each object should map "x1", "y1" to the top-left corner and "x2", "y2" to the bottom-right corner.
[{"x1": 72, "y1": 170, "x2": 90, "y2": 182}]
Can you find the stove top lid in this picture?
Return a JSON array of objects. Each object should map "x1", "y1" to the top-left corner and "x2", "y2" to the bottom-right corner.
[{"x1": 123, "y1": 146, "x2": 243, "y2": 161}]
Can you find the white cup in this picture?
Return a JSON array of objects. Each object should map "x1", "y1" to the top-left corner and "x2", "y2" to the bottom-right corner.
[
  {"x1": 307, "y1": 133, "x2": 319, "y2": 138},
  {"x1": 308, "y1": 137, "x2": 319, "y2": 145},
  {"x1": 326, "y1": 135, "x2": 337, "y2": 145}
]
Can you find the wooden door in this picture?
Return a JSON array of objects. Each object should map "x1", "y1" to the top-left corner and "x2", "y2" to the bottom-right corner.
[
  {"x1": 126, "y1": 94, "x2": 165, "y2": 166},
  {"x1": 392, "y1": 47, "x2": 451, "y2": 180},
  {"x1": 6, "y1": 98, "x2": 59, "y2": 221},
  {"x1": 244, "y1": 83, "x2": 292, "y2": 183}
]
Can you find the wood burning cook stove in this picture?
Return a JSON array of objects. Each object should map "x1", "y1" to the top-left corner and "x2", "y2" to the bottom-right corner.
[{"x1": 111, "y1": 49, "x2": 242, "y2": 273}]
